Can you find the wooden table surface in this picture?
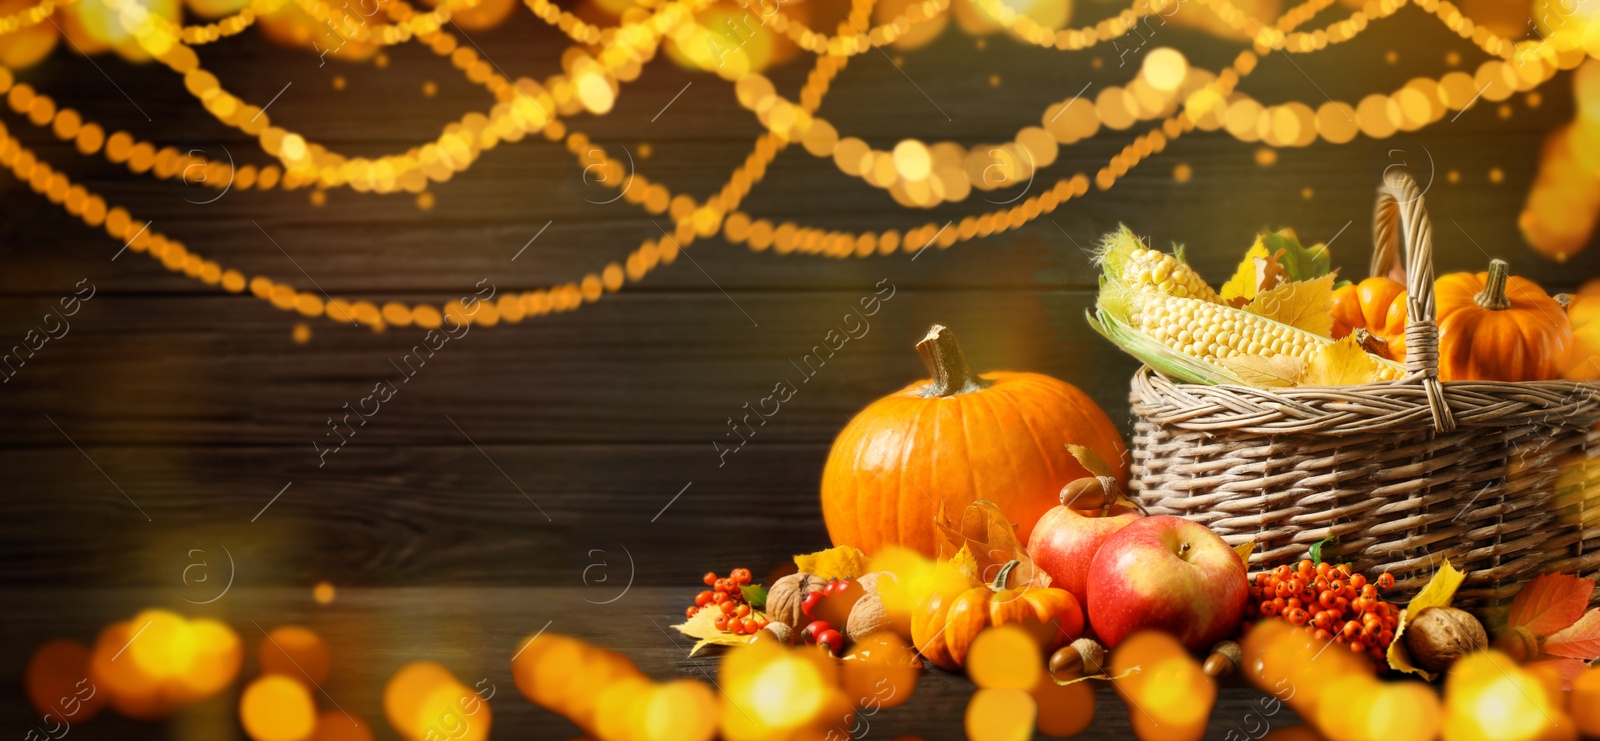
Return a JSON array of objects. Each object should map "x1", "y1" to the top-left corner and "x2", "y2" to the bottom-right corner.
[
  {"x1": 0, "y1": 587, "x2": 1305, "y2": 740},
  {"x1": 0, "y1": 0, "x2": 1588, "y2": 737}
]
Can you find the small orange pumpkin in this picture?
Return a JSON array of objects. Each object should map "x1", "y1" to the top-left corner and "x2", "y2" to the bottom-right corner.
[
  {"x1": 821, "y1": 325, "x2": 1127, "y2": 558},
  {"x1": 1435, "y1": 259, "x2": 1572, "y2": 382},
  {"x1": 1331, "y1": 276, "x2": 1409, "y2": 360},
  {"x1": 913, "y1": 560, "x2": 1084, "y2": 670}
]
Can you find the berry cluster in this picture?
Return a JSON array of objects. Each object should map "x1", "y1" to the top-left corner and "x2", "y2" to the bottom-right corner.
[
  {"x1": 1243, "y1": 560, "x2": 1399, "y2": 664},
  {"x1": 685, "y1": 569, "x2": 771, "y2": 636}
]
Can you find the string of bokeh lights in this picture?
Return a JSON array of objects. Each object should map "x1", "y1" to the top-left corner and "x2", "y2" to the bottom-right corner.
[{"x1": 0, "y1": 0, "x2": 1592, "y2": 333}]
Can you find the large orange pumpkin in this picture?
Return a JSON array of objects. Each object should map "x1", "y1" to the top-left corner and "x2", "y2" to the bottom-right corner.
[
  {"x1": 1560, "y1": 277, "x2": 1600, "y2": 380},
  {"x1": 1331, "y1": 276, "x2": 1408, "y2": 360},
  {"x1": 1435, "y1": 259, "x2": 1571, "y2": 382},
  {"x1": 821, "y1": 325, "x2": 1128, "y2": 558}
]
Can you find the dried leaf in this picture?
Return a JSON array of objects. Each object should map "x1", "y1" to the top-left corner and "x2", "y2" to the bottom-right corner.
[
  {"x1": 1507, "y1": 573, "x2": 1594, "y2": 637},
  {"x1": 1253, "y1": 252, "x2": 1287, "y2": 295},
  {"x1": 795, "y1": 545, "x2": 871, "y2": 582},
  {"x1": 935, "y1": 500, "x2": 1050, "y2": 589},
  {"x1": 947, "y1": 545, "x2": 982, "y2": 587},
  {"x1": 1388, "y1": 560, "x2": 1465, "y2": 680},
  {"x1": 674, "y1": 605, "x2": 770, "y2": 655},
  {"x1": 1219, "y1": 237, "x2": 1272, "y2": 306},
  {"x1": 1527, "y1": 657, "x2": 1589, "y2": 690},
  {"x1": 1233, "y1": 540, "x2": 1255, "y2": 566},
  {"x1": 1245, "y1": 274, "x2": 1336, "y2": 338},
  {"x1": 1543, "y1": 609, "x2": 1600, "y2": 659},
  {"x1": 1262, "y1": 229, "x2": 1331, "y2": 283},
  {"x1": 1067, "y1": 444, "x2": 1114, "y2": 478},
  {"x1": 1220, "y1": 355, "x2": 1307, "y2": 389},
  {"x1": 1302, "y1": 336, "x2": 1386, "y2": 386}
]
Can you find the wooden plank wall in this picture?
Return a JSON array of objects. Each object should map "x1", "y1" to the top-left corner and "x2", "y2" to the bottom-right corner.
[{"x1": 3, "y1": 2, "x2": 1597, "y2": 593}]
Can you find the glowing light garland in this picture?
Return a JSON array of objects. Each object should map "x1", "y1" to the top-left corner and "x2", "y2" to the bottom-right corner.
[{"x1": 0, "y1": 0, "x2": 1590, "y2": 331}]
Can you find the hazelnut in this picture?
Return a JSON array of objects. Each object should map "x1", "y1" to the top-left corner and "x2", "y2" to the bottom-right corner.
[
  {"x1": 752, "y1": 621, "x2": 794, "y2": 645},
  {"x1": 1404, "y1": 607, "x2": 1487, "y2": 674}
]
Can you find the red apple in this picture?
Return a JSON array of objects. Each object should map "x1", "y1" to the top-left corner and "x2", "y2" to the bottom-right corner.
[
  {"x1": 1086, "y1": 515, "x2": 1247, "y2": 651},
  {"x1": 1027, "y1": 502, "x2": 1142, "y2": 609}
]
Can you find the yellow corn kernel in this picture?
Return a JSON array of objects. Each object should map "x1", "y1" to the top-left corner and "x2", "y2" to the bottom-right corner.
[
  {"x1": 1121, "y1": 247, "x2": 1222, "y2": 303},
  {"x1": 1124, "y1": 289, "x2": 1405, "y2": 381}
]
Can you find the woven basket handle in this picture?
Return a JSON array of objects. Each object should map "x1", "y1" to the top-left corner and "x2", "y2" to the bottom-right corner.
[{"x1": 1371, "y1": 168, "x2": 1456, "y2": 433}]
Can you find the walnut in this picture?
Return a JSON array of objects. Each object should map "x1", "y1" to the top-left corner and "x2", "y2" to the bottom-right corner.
[
  {"x1": 1404, "y1": 607, "x2": 1487, "y2": 674},
  {"x1": 767, "y1": 572, "x2": 826, "y2": 628},
  {"x1": 845, "y1": 592, "x2": 892, "y2": 642}
]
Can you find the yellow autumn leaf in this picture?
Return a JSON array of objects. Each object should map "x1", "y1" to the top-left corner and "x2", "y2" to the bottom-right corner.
[
  {"x1": 1233, "y1": 540, "x2": 1256, "y2": 567},
  {"x1": 1219, "y1": 236, "x2": 1272, "y2": 307},
  {"x1": 1387, "y1": 559, "x2": 1465, "y2": 680},
  {"x1": 674, "y1": 604, "x2": 770, "y2": 655},
  {"x1": 948, "y1": 544, "x2": 981, "y2": 586},
  {"x1": 1067, "y1": 444, "x2": 1115, "y2": 478},
  {"x1": 794, "y1": 544, "x2": 871, "y2": 581},
  {"x1": 1220, "y1": 355, "x2": 1307, "y2": 389},
  {"x1": 1245, "y1": 274, "x2": 1335, "y2": 338},
  {"x1": 1301, "y1": 336, "x2": 1385, "y2": 386}
]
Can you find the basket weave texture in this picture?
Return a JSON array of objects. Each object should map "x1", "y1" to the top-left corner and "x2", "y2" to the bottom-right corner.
[{"x1": 1127, "y1": 170, "x2": 1600, "y2": 607}]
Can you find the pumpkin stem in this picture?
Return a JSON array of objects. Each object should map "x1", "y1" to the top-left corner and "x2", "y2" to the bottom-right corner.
[
  {"x1": 1556, "y1": 293, "x2": 1573, "y2": 311},
  {"x1": 1474, "y1": 259, "x2": 1513, "y2": 311},
  {"x1": 916, "y1": 325, "x2": 992, "y2": 398},
  {"x1": 990, "y1": 560, "x2": 1021, "y2": 591}
]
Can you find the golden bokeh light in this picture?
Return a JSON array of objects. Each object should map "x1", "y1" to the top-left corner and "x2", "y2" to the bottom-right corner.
[
  {"x1": 1031, "y1": 671, "x2": 1093, "y2": 738},
  {"x1": 259, "y1": 625, "x2": 331, "y2": 687},
  {"x1": 240, "y1": 675, "x2": 318, "y2": 741},
  {"x1": 25, "y1": 639, "x2": 105, "y2": 721},
  {"x1": 841, "y1": 632, "x2": 920, "y2": 707},
  {"x1": 637, "y1": 679, "x2": 717, "y2": 741},
  {"x1": 967, "y1": 624, "x2": 1042, "y2": 690},
  {"x1": 1443, "y1": 651, "x2": 1567, "y2": 741},
  {"x1": 964, "y1": 687, "x2": 1037, "y2": 741},
  {"x1": 1111, "y1": 631, "x2": 1215, "y2": 740},
  {"x1": 310, "y1": 711, "x2": 376, "y2": 741},
  {"x1": 1142, "y1": 47, "x2": 1189, "y2": 92}
]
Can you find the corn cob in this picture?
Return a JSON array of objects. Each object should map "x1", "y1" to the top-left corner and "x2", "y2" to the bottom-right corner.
[
  {"x1": 1097, "y1": 225, "x2": 1223, "y2": 303},
  {"x1": 1099, "y1": 282, "x2": 1406, "y2": 382}
]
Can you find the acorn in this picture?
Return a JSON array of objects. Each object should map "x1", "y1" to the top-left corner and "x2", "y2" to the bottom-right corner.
[
  {"x1": 1493, "y1": 625, "x2": 1539, "y2": 663},
  {"x1": 1203, "y1": 640, "x2": 1243, "y2": 678},
  {"x1": 1060, "y1": 476, "x2": 1118, "y2": 511},
  {"x1": 1404, "y1": 607, "x2": 1487, "y2": 674},
  {"x1": 1048, "y1": 638, "x2": 1106, "y2": 678}
]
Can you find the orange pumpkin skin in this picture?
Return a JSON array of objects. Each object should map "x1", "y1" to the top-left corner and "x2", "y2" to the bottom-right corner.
[
  {"x1": 941, "y1": 585, "x2": 1084, "y2": 668},
  {"x1": 1330, "y1": 277, "x2": 1409, "y2": 360},
  {"x1": 1561, "y1": 294, "x2": 1600, "y2": 380},
  {"x1": 911, "y1": 590, "x2": 959, "y2": 671},
  {"x1": 822, "y1": 327, "x2": 1128, "y2": 558},
  {"x1": 1434, "y1": 262, "x2": 1572, "y2": 382}
]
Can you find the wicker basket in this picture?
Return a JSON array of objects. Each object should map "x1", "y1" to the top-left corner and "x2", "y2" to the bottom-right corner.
[{"x1": 1127, "y1": 169, "x2": 1600, "y2": 607}]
